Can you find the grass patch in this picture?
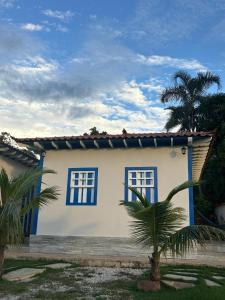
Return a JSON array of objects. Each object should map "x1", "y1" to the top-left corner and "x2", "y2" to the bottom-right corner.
[
  {"x1": 0, "y1": 260, "x2": 225, "y2": 299},
  {"x1": 4, "y1": 258, "x2": 65, "y2": 271},
  {"x1": 131, "y1": 285, "x2": 225, "y2": 300}
]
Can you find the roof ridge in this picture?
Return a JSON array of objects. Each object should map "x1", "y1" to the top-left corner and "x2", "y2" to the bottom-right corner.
[{"x1": 15, "y1": 131, "x2": 214, "y2": 142}]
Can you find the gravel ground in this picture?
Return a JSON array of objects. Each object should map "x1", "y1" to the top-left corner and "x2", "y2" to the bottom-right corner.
[
  {"x1": 0, "y1": 266, "x2": 148, "y2": 300},
  {"x1": 2, "y1": 263, "x2": 225, "y2": 299},
  {"x1": 65, "y1": 267, "x2": 147, "y2": 284}
]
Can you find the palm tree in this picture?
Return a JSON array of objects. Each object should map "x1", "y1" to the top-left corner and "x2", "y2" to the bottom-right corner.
[
  {"x1": 121, "y1": 181, "x2": 225, "y2": 291},
  {"x1": 160, "y1": 71, "x2": 220, "y2": 131},
  {"x1": 0, "y1": 168, "x2": 59, "y2": 278}
]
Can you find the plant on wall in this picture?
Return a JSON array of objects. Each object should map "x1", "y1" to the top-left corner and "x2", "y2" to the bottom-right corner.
[
  {"x1": 0, "y1": 168, "x2": 59, "y2": 279},
  {"x1": 121, "y1": 181, "x2": 225, "y2": 291}
]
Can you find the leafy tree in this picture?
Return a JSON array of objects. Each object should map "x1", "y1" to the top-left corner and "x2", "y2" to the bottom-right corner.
[
  {"x1": 160, "y1": 71, "x2": 220, "y2": 131},
  {"x1": 89, "y1": 127, "x2": 100, "y2": 135},
  {"x1": 196, "y1": 94, "x2": 225, "y2": 210},
  {"x1": 83, "y1": 127, "x2": 107, "y2": 136},
  {"x1": 0, "y1": 168, "x2": 59, "y2": 278},
  {"x1": 197, "y1": 93, "x2": 225, "y2": 131},
  {"x1": 121, "y1": 181, "x2": 225, "y2": 290}
]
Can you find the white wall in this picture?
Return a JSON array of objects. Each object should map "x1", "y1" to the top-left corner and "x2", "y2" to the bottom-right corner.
[
  {"x1": 0, "y1": 156, "x2": 27, "y2": 176},
  {"x1": 37, "y1": 147, "x2": 189, "y2": 237}
]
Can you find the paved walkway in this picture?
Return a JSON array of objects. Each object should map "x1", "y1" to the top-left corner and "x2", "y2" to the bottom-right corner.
[{"x1": 6, "y1": 235, "x2": 225, "y2": 268}]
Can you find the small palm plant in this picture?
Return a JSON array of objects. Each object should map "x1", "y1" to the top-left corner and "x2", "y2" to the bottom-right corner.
[
  {"x1": 121, "y1": 181, "x2": 225, "y2": 291},
  {"x1": 0, "y1": 168, "x2": 59, "y2": 278}
]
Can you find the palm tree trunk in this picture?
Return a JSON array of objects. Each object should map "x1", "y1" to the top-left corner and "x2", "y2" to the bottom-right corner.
[
  {"x1": 149, "y1": 252, "x2": 161, "y2": 286},
  {"x1": 0, "y1": 245, "x2": 5, "y2": 279}
]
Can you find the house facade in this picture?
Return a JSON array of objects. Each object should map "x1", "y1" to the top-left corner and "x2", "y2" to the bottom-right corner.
[
  {"x1": 0, "y1": 133, "x2": 39, "y2": 236},
  {"x1": 16, "y1": 131, "x2": 213, "y2": 238}
]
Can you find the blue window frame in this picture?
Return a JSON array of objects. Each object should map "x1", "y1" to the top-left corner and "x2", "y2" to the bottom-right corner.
[
  {"x1": 125, "y1": 167, "x2": 158, "y2": 203},
  {"x1": 66, "y1": 168, "x2": 98, "y2": 206}
]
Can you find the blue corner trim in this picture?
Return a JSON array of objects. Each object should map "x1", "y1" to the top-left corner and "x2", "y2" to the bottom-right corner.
[
  {"x1": 66, "y1": 168, "x2": 98, "y2": 206},
  {"x1": 31, "y1": 153, "x2": 44, "y2": 234},
  {"x1": 188, "y1": 147, "x2": 194, "y2": 225},
  {"x1": 124, "y1": 167, "x2": 158, "y2": 203}
]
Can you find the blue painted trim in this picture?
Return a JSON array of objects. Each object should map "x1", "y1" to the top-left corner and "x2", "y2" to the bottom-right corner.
[
  {"x1": 31, "y1": 154, "x2": 44, "y2": 234},
  {"x1": 25, "y1": 136, "x2": 210, "y2": 150},
  {"x1": 66, "y1": 168, "x2": 98, "y2": 206},
  {"x1": 124, "y1": 167, "x2": 158, "y2": 203},
  {"x1": 188, "y1": 147, "x2": 194, "y2": 225}
]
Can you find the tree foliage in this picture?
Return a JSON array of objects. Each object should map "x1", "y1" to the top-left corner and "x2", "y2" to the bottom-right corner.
[
  {"x1": 83, "y1": 127, "x2": 107, "y2": 136},
  {"x1": 197, "y1": 94, "x2": 225, "y2": 206},
  {"x1": 160, "y1": 71, "x2": 220, "y2": 131},
  {"x1": 161, "y1": 70, "x2": 225, "y2": 218}
]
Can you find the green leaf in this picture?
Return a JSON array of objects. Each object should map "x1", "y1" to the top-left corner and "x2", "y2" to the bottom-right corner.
[
  {"x1": 163, "y1": 225, "x2": 225, "y2": 256},
  {"x1": 21, "y1": 186, "x2": 59, "y2": 215},
  {"x1": 165, "y1": 180, "x2": 200, "y2": 202}
]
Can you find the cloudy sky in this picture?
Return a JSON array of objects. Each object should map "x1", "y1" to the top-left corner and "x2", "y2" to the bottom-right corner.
[{"x1": 0, "y1": 0, "x2": 224, "y2": 137}]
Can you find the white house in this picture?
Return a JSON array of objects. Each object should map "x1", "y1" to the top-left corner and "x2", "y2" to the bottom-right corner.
[{"x1": 14, "y1": 131, "x2": 213, "y2": 238}]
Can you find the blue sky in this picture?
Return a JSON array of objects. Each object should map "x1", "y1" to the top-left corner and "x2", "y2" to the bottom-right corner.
[{"x1": 0, "y1": 0, "x2": 224, "y2": 137}]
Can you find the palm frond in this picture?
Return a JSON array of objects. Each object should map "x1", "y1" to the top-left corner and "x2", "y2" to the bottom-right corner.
[
  {"x1": 5, "y1": 168, "x2": 56, "y2": 205},
  {"x1": 120, "y1": 200, "x2": 149, "y2": 218},
  {"x1": 128, "y1": 186, "x2": 150, "y2": 208},
  {"x1": 161, "y1": 71, "x2": 221, "y2": 132},
  {"x1": 165, "y1": 180, "x2": 200, "y2": 202},
  {"x1": 21, "y1": 186, "x2": 59, "y2": 216},
  {"x1": 163, "y1": 225, "x2": 225, "y2": 256},
  {"x1": 173, "y1": 71, "x2": 191, "y2": 87},
  {"x1": 160, "y1": 86, "x2": 187, "y2": 103},
  {"x1": 0, "y1": 167, "x2": 58, "y2": 246},
  {"x1": 196, "y1": 72, "x2": 221, "y2": 91},
  {"x1": 124, "y1": 200, "x2": 186, "y2": 249},
  {"x1": 120, "y1": 186, "x2": 151, "y2": 217},
  {"x1": 0, "y1": 199, "x2": 23, "y2": 245},
  {"x1": 164, "y1": 106, "x2": 188, "y2": 131},
  {"x1": 0, "y1": 168, "x2": 10, "y2": 206}
]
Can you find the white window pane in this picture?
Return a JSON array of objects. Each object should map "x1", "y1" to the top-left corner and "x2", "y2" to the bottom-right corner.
[
  {"x1": 128, "y1": 188, "x2": 132, "y2": 202},
  {"x1": 91, "y1": 188, "x2": 94, "y2": 203},
  {"x1": 142, "y1": 187, "x2": 146, "y2": 197},
  {"x1": 70, "y1": 188, "x2": 74, "y2": 203},
  {"x1": 127, "y1": 168, "x2": 156, "y2": 202},
  {"x1": 78, "y1": 188, "x2": 82, "y2": 203},
  {"x1": 68, "y1": 169, "x2": 97, "y2": 205},
  {"x1": 83, "y1": 188, "x2": 87, "y2": 203},
  {"x1": 151, "y1": 188, "x2": 155, "y2": 203}
]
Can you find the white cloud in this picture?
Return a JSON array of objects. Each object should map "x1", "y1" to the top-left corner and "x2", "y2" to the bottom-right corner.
[
  {"x1": 12, "y1": 56, "x2": 58, "y2": 75},
  {"x1": 42, "y1": 9, "x2": 74, "y2": 21},
  {"x1": 0, "y1": 96, "x2": 168, "y2": 138},
  {"x1": 55, "y1": 24, "x2": 68, "y2": 32},
  {"x1": 0, "y1": 22, "x2": 207, "y2": 138},
  {"x1": 0, "y1": 0, "x2": 15, "y2": 8},
  {"x1": 89, "y1": 14, "x2": 97, "y2": 20},
  {"x1": 72, "y1": 57, "x2": 90, "y2": 64},
  {"x1": 137, "y1": 54, "x2": 207, "y2": 72},
  {"x1": 0, "y1": 24, "x2": 44, "y2": 63},
  {"x1": 0, "y1": 52, "x2": 168, "y2": 137},
  {"x1": 110, "y1": 81, "x2": 149, "y2": 106},
  {"x1": 21, "y1": 23, "x2": 45, "y2": 32},
  {"x1": 129, "y1": 79, "x2": 163, "y2": 94}
]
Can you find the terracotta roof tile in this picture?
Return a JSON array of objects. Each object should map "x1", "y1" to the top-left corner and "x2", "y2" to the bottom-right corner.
[{"x1": 16, "y1": 131, "x2": 213, "y2": 143}]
